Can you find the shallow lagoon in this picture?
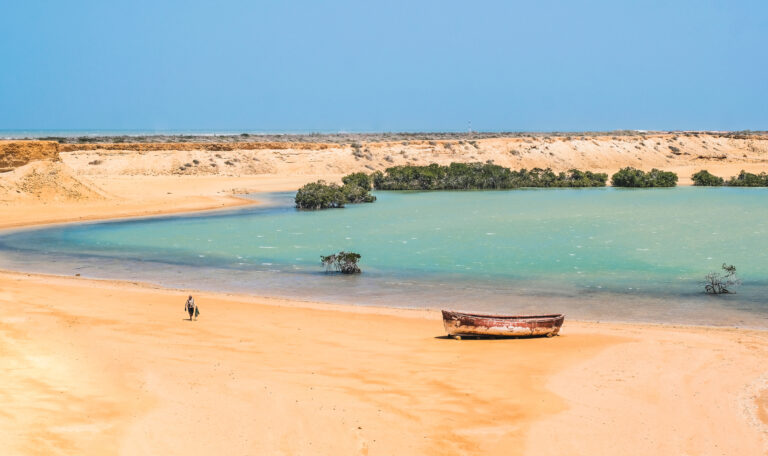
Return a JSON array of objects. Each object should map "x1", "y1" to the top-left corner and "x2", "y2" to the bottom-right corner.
[{"x1": 1, "y1": 188, "x2": 767, "y2": 327}]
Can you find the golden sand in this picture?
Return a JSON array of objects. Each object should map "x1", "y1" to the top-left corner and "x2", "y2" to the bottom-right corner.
[{"x1": 0, "y1": 272, "x2": 766, "y2": 455}]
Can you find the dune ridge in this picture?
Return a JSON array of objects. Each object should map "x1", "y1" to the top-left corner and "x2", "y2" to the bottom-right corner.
[
  {"x1": 58, "y1": 134, "x2": 768, "y2": 184},
  {"x1": 0, "y1": 140, "x2": 60, "y2": 172}
]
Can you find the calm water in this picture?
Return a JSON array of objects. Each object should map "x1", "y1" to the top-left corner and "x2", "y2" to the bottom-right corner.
[{"x1": 1, "y1": 188, "x2": 767, "y2": 327}]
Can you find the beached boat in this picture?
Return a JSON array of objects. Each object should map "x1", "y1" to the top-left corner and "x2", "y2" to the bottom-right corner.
[{"x1": 442, "y1": 310, "x2": 564, "y2": 339}]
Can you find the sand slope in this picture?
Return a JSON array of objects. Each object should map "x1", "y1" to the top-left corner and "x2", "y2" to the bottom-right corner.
[
  {"x1": 60, "y1": 134, "x2": 768, "y2": 184},
  {"x1": 0, "y1": 161, "x2": 106, "y2": 202},
  {"x1": 0, "y1": 141, "x2": 59, "y2": 172}
]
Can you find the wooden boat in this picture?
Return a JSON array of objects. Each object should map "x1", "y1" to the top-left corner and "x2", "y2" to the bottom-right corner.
[{"x1": 442, "y1": 310, "x2": 564, "y2": 339}]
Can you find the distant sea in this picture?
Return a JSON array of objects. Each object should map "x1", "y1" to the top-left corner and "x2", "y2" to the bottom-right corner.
[{"x1": 0, "y1": 129, "x2": 331, "y2": 139}]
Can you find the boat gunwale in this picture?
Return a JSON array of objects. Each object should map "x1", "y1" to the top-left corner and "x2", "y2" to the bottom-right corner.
[{"x1": 442, "y1": 310, "x2": 565, "y2": 321}]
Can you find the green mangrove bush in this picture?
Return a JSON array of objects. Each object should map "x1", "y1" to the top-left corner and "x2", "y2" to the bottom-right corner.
[
  {"x1": 295, "y1": 177, "x2": 375, "y2": 209},
  {"x1": 321, "y1": 251, "x2": 362, "y2": 274},
  {"x1": 341, "y1": 172, "x2": 373, "y2": 190},
  {"x1": 690, "y1": 169, "x2": 768, "y2": 187},
  {"x1": 726, "y1": 170, "x2": 768, "y2": 187},
  {"x1": 371, "y1": 162, "x2": 607, "y2": 190},
  {"x1": 691, "y1": 170, "x2": 724, "y2": 186},
  {"x1": 611, "y1": 167, "x2": 678, "y2": 187}
]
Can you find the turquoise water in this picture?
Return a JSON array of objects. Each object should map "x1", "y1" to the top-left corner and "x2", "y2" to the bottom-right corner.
[{"x1": 1, "y1": 188, "x2": 767, "y2": 327}]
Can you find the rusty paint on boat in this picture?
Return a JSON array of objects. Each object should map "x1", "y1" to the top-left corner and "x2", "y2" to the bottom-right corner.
[{"x1": 442, "y1": 310, "x2": 565, "y2": 338}]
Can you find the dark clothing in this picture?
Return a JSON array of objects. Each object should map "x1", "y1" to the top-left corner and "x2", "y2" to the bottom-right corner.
[{"x1": 185, "y1": 297, "x2": 196, "y2": 319}]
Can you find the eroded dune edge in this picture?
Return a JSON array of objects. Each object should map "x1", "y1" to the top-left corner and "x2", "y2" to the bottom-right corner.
[{"x1": 1, "y1": 135, "x2": 767, "y2": 455}]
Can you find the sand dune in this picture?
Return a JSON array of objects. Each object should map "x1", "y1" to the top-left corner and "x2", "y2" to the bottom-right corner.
[
  {"x1": 57, "y1": 133, "x2": 768, "y2": 184},
  {"x1": 0, "y1": 161, "x2": 106, "y2": 202}
]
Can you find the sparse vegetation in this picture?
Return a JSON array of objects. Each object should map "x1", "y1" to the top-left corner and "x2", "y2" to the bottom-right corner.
[
  {"x1": 704, "y1": 264, "x2": 740, "y2": 294},
  {"x1": 321, "y1": 251, "x2": 361, "y2": 274},
  {"x1": 30, "y1": 130, "x2": 768, "y2": 146},
  {"x1": 611, "y1": 167, "x2": 678, "y2": 187}
]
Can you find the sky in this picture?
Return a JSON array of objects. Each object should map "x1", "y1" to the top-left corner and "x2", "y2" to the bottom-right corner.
[{"x1": 0, "y1": 0, "x2": 766, "y2": 132}]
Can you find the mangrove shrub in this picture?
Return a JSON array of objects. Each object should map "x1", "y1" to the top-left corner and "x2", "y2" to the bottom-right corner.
[
  {"x1": 321, "y1": 251, "x2": 362, "y2": 274},
  {"x1": 726, "y1": 170, "x2": 768, "y2": 187},
  {"x1": 295, "y1": 181, "x2": 346, "y2": 209},
  {"x1": 372, "y1": 162, "x2": 607, "y2": 190},
  {"x1": 295, "y1": 175, "x2": 376, "y2": 209},
  {"x1": 691, "y1": 170, "x2": 724, "y2": 186},
  {"x1": 692, "y1": 169, "x2": 768, "y2": 187},
  {"x1": 704, "y1": 264, "x2": 740, "y2": 294},
  {"x1": 341, "y1": 172, "x2": 373, "y2": 190},
  {"x1": 611, "y1": 167, "x2": 678, "y2": 187}
]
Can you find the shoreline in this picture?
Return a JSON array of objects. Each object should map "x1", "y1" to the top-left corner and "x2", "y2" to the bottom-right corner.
[
  {"x1": 0, "y1": 187, "x2": 765, "y2": 332},
  {"x1": 4, "y1": 266, "x2": 768, "y2": 333},
  {"x1": 0, "y1": 193, "x2": 257, "y2": 231}
]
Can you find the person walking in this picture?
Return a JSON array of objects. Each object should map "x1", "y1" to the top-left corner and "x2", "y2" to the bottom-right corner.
[{"x1": 185, "y1": 295, "x2": 198, "y2": 321}]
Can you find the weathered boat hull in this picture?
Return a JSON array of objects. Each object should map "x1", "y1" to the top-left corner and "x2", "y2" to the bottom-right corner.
[{"x1": 442, "y1": 310, "x2": 565, "y2": 338}]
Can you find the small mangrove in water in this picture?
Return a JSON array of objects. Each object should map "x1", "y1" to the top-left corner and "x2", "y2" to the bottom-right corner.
[
  {"x1": 704, "y1": 263, "x2": 741, "y2": 294},
  {"x1": 321, "y1": 251, "x2": 362, "y2": 274}
]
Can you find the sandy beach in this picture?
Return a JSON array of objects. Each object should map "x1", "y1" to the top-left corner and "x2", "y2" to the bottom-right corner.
[
  {"x1": 1, "y1": 136, "x2": 768, "y2": 454},
  {"x1": 1, "y1": 271, "x2": 766, "y2": 455}
]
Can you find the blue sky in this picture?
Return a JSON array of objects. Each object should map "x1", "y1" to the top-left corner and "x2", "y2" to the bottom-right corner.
[{"x1": 0, "y1": 0, "x2": 766, "y2": 132}]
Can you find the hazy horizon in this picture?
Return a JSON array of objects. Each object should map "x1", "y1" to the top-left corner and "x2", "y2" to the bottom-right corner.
[{"x1": 2, "y1": 128, "x2": 765, "y2": 139}]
